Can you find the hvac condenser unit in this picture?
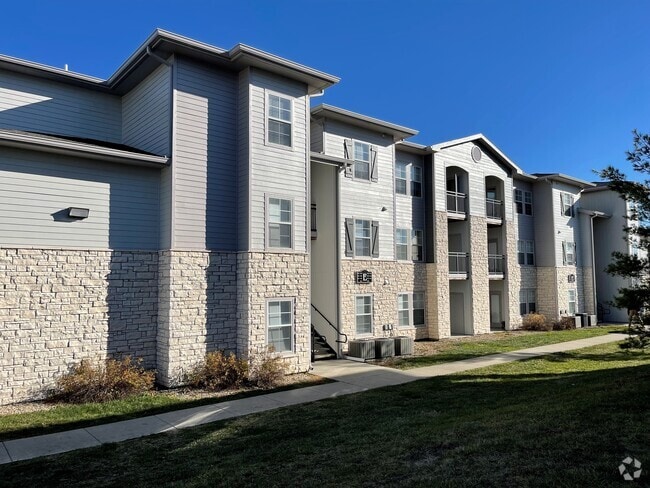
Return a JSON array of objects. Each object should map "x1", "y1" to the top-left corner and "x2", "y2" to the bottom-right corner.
[
  {"x1": 348, "y1": 339, "x2": 376, "y2": 359},
  {"x1": 375, "y1": 338, "x2": 395, "y2": 358},
  {"x1": 394, "y1": 336, "x2": 414, "y2": 356}
]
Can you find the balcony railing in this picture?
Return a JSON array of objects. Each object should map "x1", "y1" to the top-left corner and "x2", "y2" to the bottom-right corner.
[
  {"x1": 449, "y1": 252, "x2": 469, "y2": 275},
  {"x1": 488, "y1": 254, "x2": 505, "y2": 275},
  {"x1": 446, "y1": 191, "x2": 467, "y2": 216},
  {"x1": 486, "y1": 198, "x2": 502, "y2": 220}
]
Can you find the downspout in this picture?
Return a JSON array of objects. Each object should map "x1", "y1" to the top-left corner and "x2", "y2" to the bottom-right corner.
[{"x1": 589, "y1": 214, "x2": 598, "y2": 317}]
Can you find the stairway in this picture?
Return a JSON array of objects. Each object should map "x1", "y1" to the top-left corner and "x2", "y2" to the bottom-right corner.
[{"x1": 311, "y1": 326, "x2": 337, "y2": 360}]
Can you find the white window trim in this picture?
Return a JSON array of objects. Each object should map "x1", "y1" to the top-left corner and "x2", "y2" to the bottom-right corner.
[
  {"x1": 514, "y1": 189, "x2": 533, "y2": 215},
  {"x1": 352, "y1": 140, "x2": 371, "y2": 181},
  {"x1": 567, "y1": 289, "x2": 577, "y2": 315},
  {"x1": 517, "y1": 240, "x2": 535, "y2": 266},
  {"x1": 519, "y1": 289, "x2": 537, "y2": 315},
  {"x1": 395, "y1": 161, "x2": 408, "y2": 195},
  {"x1": 266, "y1": 297, "x2": 295, "y2": 354},
  {"x1": 563, "y1": 240, "x2": 576, "y2": 266},
  {"x1": 395, "y1": 227, "x2": 424, "y2": 262},
  {"x1": 355, "y1": 294, "x2": 373, "y2": 336},
  {"x1": 265, "y1": 194, "x2": 295, "y2": 251},
  {"x1": 412, "y1": 229, "x2": 424, "y2": 262},
  {"x1": 265, "y1": 89, "x2": 294, "y2": 151},
  {"x1": 354, "y1": 218, "x2": 372, "y2": 258},
  {"x1": 561, "y1": 192, "x2": 575, "y2": 217},
  {"x1": 397, "y1": 292, "x2": 426, "y2": 328},
  {"x1": 395, "y1": 161, "x2": 423, "y2": 198}
]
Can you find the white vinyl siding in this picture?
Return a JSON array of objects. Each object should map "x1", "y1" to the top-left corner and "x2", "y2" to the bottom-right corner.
[
  {"x1": 267, "y1": 299, "x2": 293, "y2": 352},
  {"x1": 355, "y1": 295, "x2": 373, "y2": 335}
]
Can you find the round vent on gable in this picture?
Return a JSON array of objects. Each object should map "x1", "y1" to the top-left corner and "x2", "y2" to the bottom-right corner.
[{"x1": 471, "y1": 146, "x2": 482, "y2": 162}]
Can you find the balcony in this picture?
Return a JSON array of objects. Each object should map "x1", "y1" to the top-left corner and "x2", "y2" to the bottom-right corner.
[
  {"x1": 486, "y1": 198, "x2": 503, "y2": 225},
  {"x1": 447, "y1": 191, "x2": 467, "y2": 219},
  {"x1": 488, "y1": 254, "x2": 505, "y2": 279},
  {"x1": 449, "y1": 252, "x2": 469, "y2": 279}
]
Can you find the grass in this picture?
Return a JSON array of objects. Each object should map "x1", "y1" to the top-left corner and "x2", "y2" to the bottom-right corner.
[
  {"x1": 387, "y1": 325, "x2": 628, "y2": 369},
  {"x1": 1, "y1": 341, "x2": 648, "y2": 487},
  {"x1": 0, "y1": 377, "x2": 330, "y2": 442}
]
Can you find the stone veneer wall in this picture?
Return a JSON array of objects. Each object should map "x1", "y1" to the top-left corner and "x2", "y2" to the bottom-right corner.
[
  {"x1": 581, "y1": 267, "x2": 595, "y2": 315},
  {"x1": 157, "y1": 251, "x2": 238, "y2": 386},
  {"x1": 428, "y1": 212, "x2": 451, "y2": 339},
  {"x1": 339, "y1": 260, "x2": 427, "y2": 342},
  {"x1": 504, "y1": 221, "x2": 522, "y2": 330},
  {"x1": 536, "y1": 267, "x2": 558, "y2": 319},
  {"x1": 237, "y1": 252, "x2": 310, "y2": 374},
  {"x1": 469, "y1": 216, "x2": 490, "y2": 334},
  {"x1": 0, "y1": 248, "x2": 158, "y2": 405}
]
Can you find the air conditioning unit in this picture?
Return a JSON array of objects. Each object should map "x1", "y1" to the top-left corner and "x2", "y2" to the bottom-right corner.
[
  {"x1": 394, "y1": 336, "x2": 414, "y2": 356},
  {"x1": 348, "y1": 339, "x2": 376, "y2": 359},
  {"x1": 375, "y1": 338, "x2": 395, "y2": 358}
]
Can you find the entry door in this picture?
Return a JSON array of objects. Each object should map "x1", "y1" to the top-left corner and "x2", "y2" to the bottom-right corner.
[
  {"x1": 490, "y1": 292, "x2": 502, "y2": 329},
  {"x1": 450, "y1": 292, "x2": 465, "y2": 335}
]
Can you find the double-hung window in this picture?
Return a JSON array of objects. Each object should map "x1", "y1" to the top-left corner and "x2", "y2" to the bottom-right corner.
[
  {"x1": 395, "y1": 228, "x2": 409, "y2": 260},
  {"x1": 411, "y1": 166, "x2": 422, "y2": 197},
  {"x1": 397, "y1": 292, "x2": 426, "y2": 327},
  {"x1": 346, "y1": 219, "x2": 379, "y2": 258},
  {"x1": 567, "y1": 289, "x2": 577, "y2": 315},
  {"x1": 267, "y1": 94, "x2": 292, "y2": 147},
  {"x1": 561, "y1": 192, "x2": 575, "y2": 217},
  {"x1": 395, "y1": 162, "x2": 408, "y2": 195},
  {"x1": 517, "y1": 240, "x2": 535, "y2": 265},
  {"x1": 355, "y1": 295, "x2": 373, "y2": 334},
  {"x1": 267, "y1": 299, "x2": 293, "y2": 352},
  {"x1": 563, "y1": 241, "x2": 576, "y2": 265},
  {"x1": 354, "y1": 142, "x2": 370, "y2": 180},
  {"x1": 411, "y1": 230, "x2": 423, "y2": 261},
  {"x1": 268, "y1": 197, "x2": 292, "y2": 249},
  {"x1": 519, "y1": 289, "x2": 536, "y2": 315},
  {"x1": 355, "y1": 219, "x2": 371, "y2": 257},
  {"x1": 515, "y1": 189, "x2": 533, "y2": 215}
]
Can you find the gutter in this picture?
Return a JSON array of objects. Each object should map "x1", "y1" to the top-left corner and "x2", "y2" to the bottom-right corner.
[{"x1": 0, "y1": 132, "x2": 169, "y2": 168}]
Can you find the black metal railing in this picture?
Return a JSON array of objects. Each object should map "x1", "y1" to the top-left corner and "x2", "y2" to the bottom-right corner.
[
  {"x1": 311, "y1": 304, "x2": 347, "y2": 344},
  {"x1": 446, "y1": 191, "x2": 467, "y2": 215},
  {"x1": 449, "y1": 252, "x2": 469, "y2": 274},
  {"x1": 486, "y1": 198, "x2": 502, "y2": 219},
  {"x1": 488, "y1": 254, "x2": 504, "y2": 275}
]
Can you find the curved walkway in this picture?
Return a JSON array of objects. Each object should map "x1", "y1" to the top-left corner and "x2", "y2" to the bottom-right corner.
[{"x1": 0, "y1": 333, "x2": 627, "y2": 465}]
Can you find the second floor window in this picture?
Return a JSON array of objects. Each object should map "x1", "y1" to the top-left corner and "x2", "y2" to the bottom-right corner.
[
  {"x1": 345, "y1": 218, "x2": 379, "y2": 258},
  {"x1": 395, "y1": 162, "x2": 408, "y2": 194},
  {"x1": 563, "y1": 241, "x2": 576, "y2": 266},
  {"x1": 412, "y1": 230, "x2": 423, "y2": 261},
  {"x1": 395, "y1": 228, "x2": 423, "y2": 261},
  {"x1": 561, "y1": 192, "x2": 575, "y2": 217},
  {"x1": 514, "y1": 189, "x2": 533, "y2": 215},
  {"x1": 268, "y1": 197, "x2": 292, "y2": 249},
  {"x1": 517, "y1": 240, "x2": 535, "y2": 265},
  {"x1": 355, "y1": 219, "x2": 371, "y2": 256},
  {"x1": 354, "y1": 142, "x2": 370, "y2": 180},
  {"x1": 267, "y1": 94, "x2": 292, "y2": 147},
  {"x1": 411, "y1": 166, "x2": 422, "y2": 197}
]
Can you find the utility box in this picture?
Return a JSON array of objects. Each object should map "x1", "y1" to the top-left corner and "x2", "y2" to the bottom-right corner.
[
  {"x1": 588, "y1": 314, "x2": 598, "y2": 326},
  {"x1": 348, "y1": 339, "x2": 376, "y2": 360},
  {"x1": 394, "y1": 336, "x2": 414, "y2": 356},
  {"x1": 375, "y1": 338, "x2": 395, "y2": 358}
]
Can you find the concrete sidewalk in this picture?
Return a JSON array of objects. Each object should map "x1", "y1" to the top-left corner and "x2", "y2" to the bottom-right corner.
[{"x1": 0, "y1": 332, "x2": 627, "y2": 465}]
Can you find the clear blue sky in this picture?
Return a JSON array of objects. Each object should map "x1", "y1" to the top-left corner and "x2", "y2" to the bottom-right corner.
[{"x1": 1, "y1": 0, "x2": 648, "y2": 181}]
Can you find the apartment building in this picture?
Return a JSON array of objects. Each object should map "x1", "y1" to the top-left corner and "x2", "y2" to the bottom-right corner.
[{"x1": 0, "y1": 30, "x2": 632, "y2": 404}]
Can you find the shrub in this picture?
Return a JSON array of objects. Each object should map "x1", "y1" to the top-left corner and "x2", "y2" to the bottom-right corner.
[
  {"x1": 248, "y1": 348, "x2": 288, "y2": 389},
  {"x1": 50, "y1": 356, "x2": 155, "y2": 403},
  {"x1": 521, "y1": 313, "x2": 552, "y2": 331},
  {"x1": 553, "y1": 316, "x2": 577, "y2": 331},
  {"x1": 186, "y1": 351, "x2": 248, "y2": 391}
]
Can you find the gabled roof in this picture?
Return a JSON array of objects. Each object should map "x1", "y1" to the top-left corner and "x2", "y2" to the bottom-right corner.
[
  {"x1": 311, "y1": 104, "x2": 418, "y2": 141},
  {"x1": 533, "y1": 173, "x2": 595, "y2": 189},
  {"x1": 395, "y1": 140, "x2": 430, "y2": 155},
  {"x1": 0, "y1": 29, "x2": 340, "y2": 95},
  {"x1": 0, "y1": 129, "x2": 169, "y2": 167},
  {"x1": 429, "y1": 133, "x2": 522, "y2": 174}
]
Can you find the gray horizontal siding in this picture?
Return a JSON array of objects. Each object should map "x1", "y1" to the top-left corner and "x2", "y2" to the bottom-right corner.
[
  {"x1": 249, "y1": 68, "x2": 308, "y2": 252},
  {"x1": 395, "y1": 149, "x2": 425, "y2": 231},
  {"x1": 324, "y1": 120, "x2": 395, "y2": 260},
  {"x1": 532, "y1": 182, "x2": 555, "y2": 266},
  {"x1": 552, "y1": 183, "x2": 582, "y2": 266},
  {"x1": 237, "y1": 69, "x2": 250, "y2": 251},
  {"x1": 310, "y1": 120, "x2": 323, "y2": 152},
  {"x1": 0, "y1": 148, "x2": 159, "y2": 249},
  {"x1": 514, "y1": 180, "x2": 535, "y2": 241},
  {"x1": 172, "y1": 57, "x2": 238, "y2": 251},
  {"x1": 0, "y1": 70, "x2": 121, "y2": 142},
  {"x1": 122, "y1": 63, "x2": 171, "y2": 155}
]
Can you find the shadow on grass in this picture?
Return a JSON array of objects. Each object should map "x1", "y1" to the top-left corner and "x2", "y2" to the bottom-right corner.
[
  {"x1": 1, "y1": 363, "x2": 649, "y2": 487},
  {"x1": 0, "y1": 377, "x2": 332, "y2": 442}
]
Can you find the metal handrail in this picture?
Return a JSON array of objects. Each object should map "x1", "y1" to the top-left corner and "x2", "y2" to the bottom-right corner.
[
  {"x1": 485, "y1": 198, "x2": 502, "y2": 219},
  {"x1": 488, "y1": 254, "x2": 504, "y2": 274},
  {"x1": 446, "y1": 191, "x2": 467, "y2": 214},
  {"x1": 449, "y1": 252, "x2": 469, "y2": 274},
  {"x1": 311, "y1": 304, "x2": 348, "y2": 344}
]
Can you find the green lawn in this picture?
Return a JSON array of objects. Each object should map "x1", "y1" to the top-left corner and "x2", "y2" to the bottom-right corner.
[
  {"x1": 388, "y1": 325, "x2": 628, "y2": 369},
  {"x1": 1, "y1": 341, "x2": 648, "y2": 487},
  {"x1": 0, "y1": 377, "x2": 329, "y2": 442}
]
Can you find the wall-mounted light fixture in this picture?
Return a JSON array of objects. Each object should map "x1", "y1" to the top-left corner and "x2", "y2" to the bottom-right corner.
[{"x1": 68, "y1": 207, "x2": 90, "y2": 219}]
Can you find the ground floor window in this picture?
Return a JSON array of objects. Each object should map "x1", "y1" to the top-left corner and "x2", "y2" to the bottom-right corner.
[
  {"x1": 397, "y1": 292, "x2": 426, "y2": 327},
  {"x1": 519, "y1": 289, "x2": 536, "y2": 315},
  {"x1": 568, "y1": 289, "x2": 576, "y2": 315},
  {"x1": 267, "y1": 299, "x2": 293, "y2": 352},
  {"x1": 355, "y1": 295, "x2": 373, "y2": 334}
]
